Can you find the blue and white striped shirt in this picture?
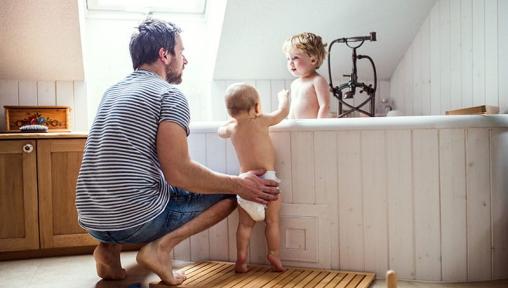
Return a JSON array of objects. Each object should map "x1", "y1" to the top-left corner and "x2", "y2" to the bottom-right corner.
[{"x1": 76, "y1": 69, "x2": 190, "y2": 231}]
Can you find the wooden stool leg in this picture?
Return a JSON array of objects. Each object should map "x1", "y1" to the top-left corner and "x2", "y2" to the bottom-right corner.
[{"x1": 386, "y1": 270, "x2": 397, "y2": 288}]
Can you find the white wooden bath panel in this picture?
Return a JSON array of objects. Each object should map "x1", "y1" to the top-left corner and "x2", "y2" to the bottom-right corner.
[{"x1": 175, "y1": 115, "x2": 508, "y2": 282}]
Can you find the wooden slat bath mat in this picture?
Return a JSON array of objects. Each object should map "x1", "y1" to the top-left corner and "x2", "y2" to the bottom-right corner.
[{"x1": 150, "y1": 261, "x2": 375, "y2": 288}]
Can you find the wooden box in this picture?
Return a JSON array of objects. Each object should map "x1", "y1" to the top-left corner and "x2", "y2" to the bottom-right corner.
[
  {"x1": 445, "y1": 105, "x2": 499, "y2": 115},
  {"x1": 4, "y1": 106, "x2": 71, "y2": 132}
]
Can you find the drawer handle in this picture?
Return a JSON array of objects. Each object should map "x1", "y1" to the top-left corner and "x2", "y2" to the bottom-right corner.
[{"x1": 23, "y1": 144, "x2": 34, "y2": 153}]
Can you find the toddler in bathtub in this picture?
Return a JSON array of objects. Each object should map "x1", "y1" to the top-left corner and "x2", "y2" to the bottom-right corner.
[
  {"x1": 283, "y1": 32, "x2": 331, "y2": 118},
  {"x1": 218, "y1": 83, "x2": 289, "y2": 273}
]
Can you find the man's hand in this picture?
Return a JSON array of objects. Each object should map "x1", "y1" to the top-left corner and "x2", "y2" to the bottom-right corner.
[{"x1": 234, "y1": 169, "x2": 280, "y2": 205}]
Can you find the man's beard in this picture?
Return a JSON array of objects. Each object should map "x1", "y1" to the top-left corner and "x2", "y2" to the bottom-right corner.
[{"x1": 165, "y1": 62, "x2": 183, "y2": 84}]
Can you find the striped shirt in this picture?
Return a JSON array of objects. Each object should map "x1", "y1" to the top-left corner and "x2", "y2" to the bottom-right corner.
[{"x1": 76, "y1": 69, "x2": 190, "y2": 231}]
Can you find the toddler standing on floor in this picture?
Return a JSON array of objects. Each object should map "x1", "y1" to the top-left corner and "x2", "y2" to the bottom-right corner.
[
  {"x1": 283, "y1": 32, "x2": 331, "y2": 119},
  {"x1": 218, "y1": 83, "x2": 289, "y2": 273}
]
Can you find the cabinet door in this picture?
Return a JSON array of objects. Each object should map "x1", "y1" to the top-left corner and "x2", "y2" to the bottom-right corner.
[
  {"x1": 37, "y1": 139, "x2": 97, "y2": 248},
  {"x1": 0, "y1": 140, "x2": 39, "y2": 252}
]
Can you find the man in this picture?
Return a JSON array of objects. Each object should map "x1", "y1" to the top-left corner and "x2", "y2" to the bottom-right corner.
[{"x1": 76, "y1": 18, "x2": 279, "y2": 286}]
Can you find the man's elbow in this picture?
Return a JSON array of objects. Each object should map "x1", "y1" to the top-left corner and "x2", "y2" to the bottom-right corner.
[{"x1": 163, "y1": 166, "x2": 189, "y2": 187}]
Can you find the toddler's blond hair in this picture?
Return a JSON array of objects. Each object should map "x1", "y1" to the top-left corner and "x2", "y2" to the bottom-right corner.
[
  {"x1": 225, "y1": 83, "x2": 259, "y2": 117},
  {"x1": 282, "y1": 32, "x2": 327, "y2": 68}
]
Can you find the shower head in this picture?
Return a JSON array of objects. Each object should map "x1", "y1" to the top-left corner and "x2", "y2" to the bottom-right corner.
[{"x1": 333, "y1": 32, "x2": 376, "y2": 44}]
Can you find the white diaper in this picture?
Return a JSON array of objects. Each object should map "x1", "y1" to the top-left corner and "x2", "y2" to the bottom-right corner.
[{"x1": 237, "y1": 171, "x2": 280, "y2": 222}]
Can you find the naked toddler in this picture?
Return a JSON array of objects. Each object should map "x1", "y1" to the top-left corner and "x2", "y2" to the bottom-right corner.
[
  {"x1": 283, "y1": 32, "x2": 331, "y2": 119},
  {"x1": 218, "y1": 83, "x2": 289, "y2": 273}
]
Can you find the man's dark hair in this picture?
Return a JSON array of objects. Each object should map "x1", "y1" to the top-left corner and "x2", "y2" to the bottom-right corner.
[{"x1": 129, "y1": 18, "x2": 182, "y2": 69}]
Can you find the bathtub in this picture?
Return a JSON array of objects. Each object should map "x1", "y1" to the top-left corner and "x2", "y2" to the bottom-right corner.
[{"x1": 177, "y1": 115, "x2": 508, "y2": 282}]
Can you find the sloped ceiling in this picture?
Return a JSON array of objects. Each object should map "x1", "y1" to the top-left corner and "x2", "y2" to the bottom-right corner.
[
  {"x1": 0, "y1": 0, "x2": 84, "y2": 80},
  {"x1": 0, "y1": 0, "x2": 436, "y2": 82},
  {"x1": 214, "y1": 0, "x2": 438, "y2": 81}
]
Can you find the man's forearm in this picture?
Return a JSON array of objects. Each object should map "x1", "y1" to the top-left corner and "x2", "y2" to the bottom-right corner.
[
  {"x1": 167, "y1": 159, "x2": 238, "y2": 194},
  {"x1": 158, "y1": 121, "x2": 238, "y2": 195}
]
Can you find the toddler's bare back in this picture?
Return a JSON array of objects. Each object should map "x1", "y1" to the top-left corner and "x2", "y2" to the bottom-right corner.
[{"x1": 230, "y1": 117, "x2": 275, "y2": 173}]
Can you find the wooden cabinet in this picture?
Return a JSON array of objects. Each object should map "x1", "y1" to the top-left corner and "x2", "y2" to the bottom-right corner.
[
  {"x1": 37, "y1": 139, "x2": 97, "y2": 248},
  {"x1": 0, "y1": 140, "x2": 39, "y2": 251},
  {"x1": 0, "y1": 137, "x2": 97, "y2": 252}
]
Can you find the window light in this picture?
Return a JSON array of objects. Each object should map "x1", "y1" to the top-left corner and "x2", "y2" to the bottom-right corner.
[{"x1": 86, "y1": 0, "x2": 207, "y2": 15}]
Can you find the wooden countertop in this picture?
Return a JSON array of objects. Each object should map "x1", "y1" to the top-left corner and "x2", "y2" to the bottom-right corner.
[{"x1": 0, "y1": 131, "x2": 88, "y2": 140}]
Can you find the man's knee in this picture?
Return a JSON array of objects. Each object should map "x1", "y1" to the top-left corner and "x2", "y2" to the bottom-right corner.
[
  {"x1": 211, "y1": 197, "x2": 237, "y2": 217},
  {"x1": 221, "y1": 197, "x2": 237, "y2": 211}
]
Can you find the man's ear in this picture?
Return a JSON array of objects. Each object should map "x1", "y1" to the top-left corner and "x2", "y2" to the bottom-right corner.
[{"x1": 159, "y1": 48, "x2": 169, "y2": 63}]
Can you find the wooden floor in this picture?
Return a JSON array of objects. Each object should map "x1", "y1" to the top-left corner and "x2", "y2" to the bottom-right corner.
[{"x1": 150, "y1": 261, "x2": 375, "y2": 288}]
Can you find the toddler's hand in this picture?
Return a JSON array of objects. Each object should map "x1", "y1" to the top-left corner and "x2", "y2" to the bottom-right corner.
[{"x1": 277, "y1": 89, "x2": 290, "y2": 102}]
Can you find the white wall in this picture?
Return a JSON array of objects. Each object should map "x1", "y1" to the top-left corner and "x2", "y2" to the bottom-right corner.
[
  {"x1": 0, "y1": 80, "x2": 88, "y2": 131},
  {"x1": 390, "y1": 0, "x2": 508, "y2": 115},
  {"x1": 0, "y1": 0, "x2": 88, "y2": 132},
  {"x1": 0, "y1": 0, "x2": 84, "y2": 80}
]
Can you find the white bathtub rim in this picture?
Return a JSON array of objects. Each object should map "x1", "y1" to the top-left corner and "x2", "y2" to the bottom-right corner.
[{"x1": 190, "y1": 114, "x2": 508, "y2": 133}]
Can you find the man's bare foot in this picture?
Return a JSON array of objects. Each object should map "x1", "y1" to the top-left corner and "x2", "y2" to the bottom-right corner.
[
  {"x1": 136, "y1": 241, "x2": 186, "y2": 285},
  {"x1": 235, "y1": 255, "x2": 249, "y2": 273},
  {"x1": 267, "y1": 253, "x2": 286, "y2": 272},
  {"x1": 93, "y1": 243, "x2": 127, "y2": 280}
]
